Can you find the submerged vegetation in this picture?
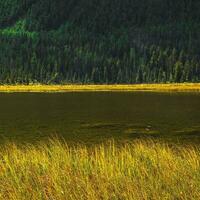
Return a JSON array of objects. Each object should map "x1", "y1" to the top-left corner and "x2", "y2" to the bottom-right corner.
[
  {"x1": 0, "y1": 0, "x2": 200, "y2": 84},
  {"x1": 0, "y1": 139, "x2": 200, "y2": 199},
  {"x1": 0, "y1": 83, "x2": 200, "y2": 92}
]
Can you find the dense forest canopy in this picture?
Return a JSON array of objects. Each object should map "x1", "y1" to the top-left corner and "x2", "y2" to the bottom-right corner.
[{"x1": 0, "y1": 0, "x2": 200, "y2": 84}]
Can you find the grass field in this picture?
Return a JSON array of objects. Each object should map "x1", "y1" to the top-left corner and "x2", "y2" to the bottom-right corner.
[
  {"x1": 0, "y1": 83, "x2": 199, "y2": 92},
  {"x1": 0, "y1": 139, "x2": 200, "y2": 200}
]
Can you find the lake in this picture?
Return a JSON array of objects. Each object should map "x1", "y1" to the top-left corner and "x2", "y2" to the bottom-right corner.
[{"x1": 0, "y1": 92, "x2": 200, "y2": 144}]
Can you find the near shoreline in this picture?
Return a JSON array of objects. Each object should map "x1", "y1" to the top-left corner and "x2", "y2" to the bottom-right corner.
[{"x1": 0, "y1": 83, "x2": 200, "y2": 92}]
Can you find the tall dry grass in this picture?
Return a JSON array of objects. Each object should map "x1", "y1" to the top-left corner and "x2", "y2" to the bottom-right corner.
[{"x1": 0, "y1": 139, "x2": 199, "y2": 200}]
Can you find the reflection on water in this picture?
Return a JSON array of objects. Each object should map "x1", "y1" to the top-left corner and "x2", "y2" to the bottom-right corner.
[{"x1": 0, "y1": 92, "x2": 199, "y2": 144}]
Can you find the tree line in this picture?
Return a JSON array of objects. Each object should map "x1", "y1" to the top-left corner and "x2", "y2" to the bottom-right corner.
[{"x1": 0, "y1": 0, "x2": 199, "y2": 84}]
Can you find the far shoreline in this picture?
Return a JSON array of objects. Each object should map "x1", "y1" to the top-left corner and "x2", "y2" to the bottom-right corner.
[{"x1": 0, "y1": 83, "x2": 200, "y2": 93}]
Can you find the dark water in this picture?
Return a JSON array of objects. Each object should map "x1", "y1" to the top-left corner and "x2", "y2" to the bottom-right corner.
[{"x1": 0, "y1": 92, "x2": 200, "y2": 144}]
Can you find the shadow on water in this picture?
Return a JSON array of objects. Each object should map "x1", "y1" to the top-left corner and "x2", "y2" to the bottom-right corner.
[
  {"x1": 0, "y1": 123, "x2": 199, "y2": 146},
  {"x1": 80, "y1": 122, "x2": 200, "y2": 145}
]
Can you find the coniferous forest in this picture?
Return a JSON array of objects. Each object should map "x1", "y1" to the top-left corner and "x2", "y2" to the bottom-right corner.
[{"x1": 0, "y1": 0, "x2": 200, "y2": 84}]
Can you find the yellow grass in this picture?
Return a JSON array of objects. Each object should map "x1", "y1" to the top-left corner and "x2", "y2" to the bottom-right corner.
[
  {"x1": 0, "y1": 139, "x2": 200, "y2": 200},
  {"x1": 0, "y1": 83, "x2": 200, "y2": 92}
]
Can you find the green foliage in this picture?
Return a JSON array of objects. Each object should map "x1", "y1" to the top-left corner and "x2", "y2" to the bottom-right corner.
[
  {"x1": 0, "y1": 0, "x2": 35, "y2": 28},
  {"x1": 0, "y1": 0, "x2": 200, "y2": 83}
]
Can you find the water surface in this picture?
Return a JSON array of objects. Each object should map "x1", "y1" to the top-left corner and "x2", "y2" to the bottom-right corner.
[{"x1": 0, "y1": 92, "x2": 199, "y2": 144}]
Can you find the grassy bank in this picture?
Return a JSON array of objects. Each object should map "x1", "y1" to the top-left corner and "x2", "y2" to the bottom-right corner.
[
  {"x1": 0, "y1": 139, "x2": 200, "y2": 199},
  {"x1": 0, "y1": 83, "x2": 200, "y2": 93}
]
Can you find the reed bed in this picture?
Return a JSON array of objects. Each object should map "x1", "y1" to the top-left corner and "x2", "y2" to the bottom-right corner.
[
  {"x1": 0, "y1": 139, "x2": 199, "y2": 199},
  {"x1": 0, "y1": 83, "x2": 200, "y2": 92}
]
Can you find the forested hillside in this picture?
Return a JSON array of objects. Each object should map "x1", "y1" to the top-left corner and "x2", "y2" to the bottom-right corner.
[{"x1": 0, "y1": 0, "x2": 200, "y2": 84}]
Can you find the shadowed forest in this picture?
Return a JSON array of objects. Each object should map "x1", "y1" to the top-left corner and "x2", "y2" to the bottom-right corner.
[{"x1": 0, "y1": 0, "x2": 200, "y2": 84}]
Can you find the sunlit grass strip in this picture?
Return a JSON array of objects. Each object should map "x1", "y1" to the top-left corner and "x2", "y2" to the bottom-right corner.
[
  {"x1": 0, "y1": 139, "x2": 200, "y2": 199},
  {"x1": 0, "y1": 83, "x2": 200, "y2": 92}
]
